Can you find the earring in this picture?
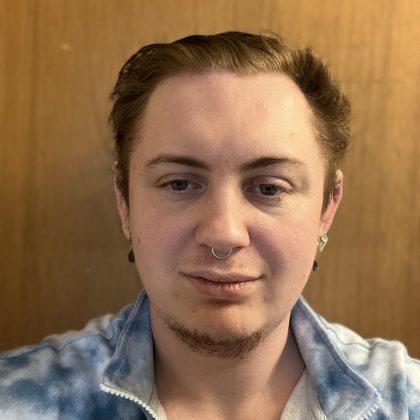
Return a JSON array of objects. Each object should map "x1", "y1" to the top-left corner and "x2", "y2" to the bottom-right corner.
[
  {"x1": 318, "y1": 233, "x2": 328, "y2": 253},
  {"x1": 312, "y1": 234, "x2": 328, "y2": 272},
  {"x1": 128, "y1": 245, "x2": 135, "y2": 263},
  {"x1": 128, "y1": 234, "x2": 135, "y2": 263}
]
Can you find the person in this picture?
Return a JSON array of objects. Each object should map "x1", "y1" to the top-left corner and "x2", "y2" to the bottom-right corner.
[{"x1": 0, "y1": 31, "x2": 419, "y2": 420}]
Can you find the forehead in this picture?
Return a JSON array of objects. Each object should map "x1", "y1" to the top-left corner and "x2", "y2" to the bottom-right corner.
[{"x1": 135, "y1": 72, "x2": 319, "y2": 168}]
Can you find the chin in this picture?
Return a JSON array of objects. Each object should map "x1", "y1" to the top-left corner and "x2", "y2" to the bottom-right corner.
[
  {"x1": 171, "y1": 316, "x2": 271, "y2": 358},
  {"x1": 195, "y1": 302, "x2": 266, "y2": 332},
  {"x1": 189, "y1": 305, "x2": 276, "y2": 338},
  {"x1": 155, "y1": 303, "x2": 272, "y2": 358}
]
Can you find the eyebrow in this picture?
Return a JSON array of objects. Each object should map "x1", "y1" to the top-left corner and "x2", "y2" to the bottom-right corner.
[{"x1": 143, "y1": 153, "x2": 305, "y2": 173}]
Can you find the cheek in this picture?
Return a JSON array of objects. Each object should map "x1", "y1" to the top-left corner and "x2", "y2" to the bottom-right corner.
[
  {"x1": 130, "y1": 203, "x2": 192, "y2": 267},
  {"x1": 254, "y1": 213, "x2": 321, "y2": 275}
]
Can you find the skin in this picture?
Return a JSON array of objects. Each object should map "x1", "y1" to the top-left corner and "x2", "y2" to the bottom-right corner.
[{"x1": 114, "y1": 72, "x2": 343, "y2": 419}]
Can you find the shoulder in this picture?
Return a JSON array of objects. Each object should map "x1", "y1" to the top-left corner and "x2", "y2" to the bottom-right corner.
[
  {"x1": 293, "y1": 298, "x2": 420, "y2": 417},
  {"x1": 0, "y1": 304, "x2": 133, "y2": 418},
  {"x1": 322, "y1": 318, "x2": 420, "y2": 411},
  {"x1": 322, "y1": 319, "x2": 420, "y2": 374},
  {"x1": 0, "y1": 303, "x2": 132, "y2": 366}
]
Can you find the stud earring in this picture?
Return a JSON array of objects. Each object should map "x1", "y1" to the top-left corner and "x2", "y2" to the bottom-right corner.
[{"x1": 312, "y1": 260, "x2": 318, "y2": 272}]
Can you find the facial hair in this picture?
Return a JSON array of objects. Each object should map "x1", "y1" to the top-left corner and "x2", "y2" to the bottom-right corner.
[{"x1": 154, "y1": 305, "x2": 272, "y2": 359}]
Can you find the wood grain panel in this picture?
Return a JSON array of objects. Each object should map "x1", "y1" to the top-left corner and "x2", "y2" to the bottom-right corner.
[{"x1": 1, "y1": 0, "x2": 419, "y2": 357}]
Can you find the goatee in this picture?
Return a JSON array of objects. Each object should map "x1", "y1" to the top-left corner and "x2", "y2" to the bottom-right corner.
[{"x1": 156, "y1": 307, "x2": 271, "y2": 359}]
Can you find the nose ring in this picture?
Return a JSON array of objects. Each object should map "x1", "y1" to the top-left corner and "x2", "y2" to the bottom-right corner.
[{"x1": 211, "y1": 248, "x2": 232, "y2": 259}]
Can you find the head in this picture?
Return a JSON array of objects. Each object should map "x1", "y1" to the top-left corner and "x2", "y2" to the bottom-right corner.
[
  {"x1": 111, "y1": 32, "x2": 350, "y2": 214},
  {"x1": 110, "y1": 32, "x2": 350, "y2": 357}
]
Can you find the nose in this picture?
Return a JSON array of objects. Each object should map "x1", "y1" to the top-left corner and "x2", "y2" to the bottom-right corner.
[{"x1": 194, "y1": 190, "x2": 250, "y2": 254}]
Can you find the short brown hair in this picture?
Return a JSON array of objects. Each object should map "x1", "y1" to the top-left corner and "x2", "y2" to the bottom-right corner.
[{"x1": 110, "y1": 31, "x2": 351, "y2": 213}]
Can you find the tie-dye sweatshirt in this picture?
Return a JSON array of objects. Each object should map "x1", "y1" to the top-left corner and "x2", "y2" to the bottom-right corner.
[{"x1": 1, "y1": 292, "x2": 419, "y2": 419}]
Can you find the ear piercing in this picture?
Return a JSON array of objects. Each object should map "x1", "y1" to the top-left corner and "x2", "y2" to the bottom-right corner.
[
  {"x1": 128, "y1": 244, "x2": 135, "y2": 263},
  {"x1": 128, "y1": 233, "x2": 135, "y2": 263},
  {"x1": 312, "y1": 233, "x2": 328, "y2": 272}
]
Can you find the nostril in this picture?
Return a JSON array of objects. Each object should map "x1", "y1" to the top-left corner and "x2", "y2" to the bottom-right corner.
[{"x1": 211, "y1": 248, "x2": 232, "y2": 259}]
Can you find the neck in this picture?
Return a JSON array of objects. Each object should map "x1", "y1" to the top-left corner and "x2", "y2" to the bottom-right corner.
[{"x1": 152, "y1": 309, "x2": 305, "y2": 419}]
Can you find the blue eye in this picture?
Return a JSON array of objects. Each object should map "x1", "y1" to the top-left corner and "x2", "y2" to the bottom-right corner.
[
  {"x1": 245, "y1": 182, "x2": 289, "y2": 203},
  {"x1": 168, "y1": 180, "x2": 189, "y2": 191},
  {"x1": 258, "y1": 184, "x2": 281, "y2": 196}
]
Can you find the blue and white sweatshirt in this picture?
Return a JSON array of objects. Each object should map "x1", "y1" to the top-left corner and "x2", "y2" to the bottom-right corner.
[{"x1": 1, "y1": 292, "x2": 419, "y2": 419}]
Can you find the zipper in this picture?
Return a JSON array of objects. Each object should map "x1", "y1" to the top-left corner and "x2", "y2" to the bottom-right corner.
[
  {"x1": 100, "y1": 383, "x2": 160, "y2": 420},
  {"x1": 360, "y1": 397, "x2": 382, "y2": 420}
]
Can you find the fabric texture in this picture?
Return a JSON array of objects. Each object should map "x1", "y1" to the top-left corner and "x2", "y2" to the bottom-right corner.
[
  {"x1": 0, "y1": 292, "x2": 419, "y2": 419},
  {"x1": 280, "y1": 370, "x2": 326, "y2": 420}
]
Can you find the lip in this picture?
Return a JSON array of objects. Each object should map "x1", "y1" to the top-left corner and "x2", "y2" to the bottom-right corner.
[
  {"x1": 184, "y1": 270, "x2": 259, "y2": 284},
  {"x1": 182, "y1": 271, "x2": 260, "y2": 299}
]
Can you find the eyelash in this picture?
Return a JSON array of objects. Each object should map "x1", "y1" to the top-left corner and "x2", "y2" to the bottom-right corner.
[{"x1": 160, "y1": 179, "x2": 290, "y2": 201}]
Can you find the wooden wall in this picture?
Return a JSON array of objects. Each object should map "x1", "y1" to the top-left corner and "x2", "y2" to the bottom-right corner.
[{"x1": 1, "y1": 0, "x2": 419, "y2": 357}]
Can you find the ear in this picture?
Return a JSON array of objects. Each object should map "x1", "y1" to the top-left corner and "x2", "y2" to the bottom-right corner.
[
  {"x1": 321, "y1": 170, "x2": 343, "y2": 234},
  {"x1": 113, "y1": 161, "x2": 131, "y2": 240}
]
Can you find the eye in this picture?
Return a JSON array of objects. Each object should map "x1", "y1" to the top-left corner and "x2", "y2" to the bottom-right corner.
[
  {"x1": 159, "y1": 178, "x2": 203, "y2": 194},
  {"x1": 245, "y1": 180, "x2": 290, "y2": 203},
  {"x1": 167, "y1": 179, "x2": 189, "y2": 191},
  {"x1": 258, "y1": 184, "x2": 282, "y2": 196},
  {"x1": 247, "y1": 183, "x2": 287, "y2": 196}
]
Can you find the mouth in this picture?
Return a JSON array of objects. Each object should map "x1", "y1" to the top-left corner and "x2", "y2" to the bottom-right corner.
[
  {"x1": 182, "y1": 271, "x2": 260, "y2": 299},
  {"x1": 183, "y1": 271, "x2": 259, "y2": 284}
]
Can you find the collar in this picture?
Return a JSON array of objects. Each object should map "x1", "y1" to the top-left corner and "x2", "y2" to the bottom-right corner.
[
  {"x1": 101, "y1": 292, "x2": 161, "y2": 416},
  {"x1": 291, "y1": 297, "x2": 382, "y2": 419},
  {"x1": 101, "y1": 293, "x2": 382, "y2": 419}
]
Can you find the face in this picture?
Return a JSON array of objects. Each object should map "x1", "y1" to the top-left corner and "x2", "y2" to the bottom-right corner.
[{"x1": 115, "y1": 72, "x2": 342, "y2": 346}]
